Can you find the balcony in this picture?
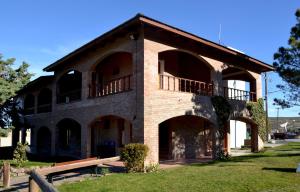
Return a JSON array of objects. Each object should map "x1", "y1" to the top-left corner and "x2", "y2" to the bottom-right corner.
[
  {"x1": 223, "y1": 87, "x2": 257, "y2": 102},
  {"x1": 159, "y1": 74, "x2": 214, "y2": 96},
  {"x1": 89, "y1": 75, "x2": 133, "y2": 98},
  {"x1": 57, "y1": 89, "x2": 81, "y2": 104},
  {"x1": 159, "y1": 74, "x2": 257, "y2": 102}
]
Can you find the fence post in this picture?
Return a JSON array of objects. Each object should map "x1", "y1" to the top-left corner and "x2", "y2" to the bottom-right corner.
[
  {"x1": 29, "y1": 176, "x2": 39, "y2": 192},
  {"x1": 3, "y1": 162, "x2": 10, "y2": 188}
]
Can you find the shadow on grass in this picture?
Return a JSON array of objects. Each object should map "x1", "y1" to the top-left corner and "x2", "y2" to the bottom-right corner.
[
  {"x1": 190, "y1": 149, "x2": 300, "y2": 167},
  {"x1": 262, "y1": 167, "x2": 296, "y2": 173}
]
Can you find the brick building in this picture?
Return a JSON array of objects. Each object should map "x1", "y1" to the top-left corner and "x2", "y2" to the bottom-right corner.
[{"x1": 16, "y1": 14, "x2": 274, "y2": 163}]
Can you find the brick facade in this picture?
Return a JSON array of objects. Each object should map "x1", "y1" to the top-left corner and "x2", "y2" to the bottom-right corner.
[{"x1": 17, "y1": 15, "x2": 270, "y2": 164}]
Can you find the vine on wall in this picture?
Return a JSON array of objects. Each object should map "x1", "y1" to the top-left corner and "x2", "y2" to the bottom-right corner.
[
  {"x1": 211, "y1": 96, "x2": 232, "y2": 159},
  {"x1": 246, "y1": 98, "x2": 268, "y2": 142},
  {"x1": 211, "y1": 96, "x2": 232, "y2": 129}
]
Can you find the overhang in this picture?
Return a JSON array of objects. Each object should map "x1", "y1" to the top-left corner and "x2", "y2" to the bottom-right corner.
[{"x1": 43, "y1": 13, "x2": 274, "y2": 73}]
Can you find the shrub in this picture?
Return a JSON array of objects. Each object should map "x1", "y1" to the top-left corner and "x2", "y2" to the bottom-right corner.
[
  {"x1": 145, "y1": 163, "x2": 159, "y2": 173},
  {"x1": 13, "y1": 142, "x2": 28, "y2": 167},
  {"x1": 121, "y1": 143, "x2": 149, "y2": 172},
  {"x1": 215, "y1": 149, "x2": 231, "y2": 161}
]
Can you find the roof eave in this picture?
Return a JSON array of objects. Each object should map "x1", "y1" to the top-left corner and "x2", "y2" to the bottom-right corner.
[{"x1": 43, "y1": 13, "x2": 274, "y2": 73}]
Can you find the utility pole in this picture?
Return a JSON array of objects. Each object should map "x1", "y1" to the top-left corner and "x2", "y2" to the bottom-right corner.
[
  {"x1": 264, "y1": 72, "x2": 269, "y2": 142},
  {"x1": 276, "y1": 107, "x2": 280, "y2": 131}
]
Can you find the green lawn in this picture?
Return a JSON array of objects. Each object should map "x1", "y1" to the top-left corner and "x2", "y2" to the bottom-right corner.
[
  {"x1": 59, "y1": 142, "x2": 300, "y2": 192},
  {"x1": 0, "y1": 159, "x2": 53, "y2": 168}
]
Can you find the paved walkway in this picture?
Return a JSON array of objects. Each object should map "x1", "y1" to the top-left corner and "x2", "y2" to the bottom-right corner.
[{"x1": 1, "y1": 169, "x2": 95, "y2": 192}]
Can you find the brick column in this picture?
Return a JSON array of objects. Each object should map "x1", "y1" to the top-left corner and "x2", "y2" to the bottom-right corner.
[
  {"x1": 251, "y1": 124, "x2": 259, "y2": 152},
  {"x1": 81, "y1": 123, "x2": 90, "y2": 158},
  {"x1": 50, "y1": 125, "x2": 56, "y2": 156},
  {"x1": 81, "y1": 71, "x2": 89, "y2": 101}
]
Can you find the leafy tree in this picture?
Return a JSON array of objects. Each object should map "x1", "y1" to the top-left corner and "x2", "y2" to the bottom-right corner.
[
  {"x1": 0, "y1": 54, "x2": 33, "y2": 105},
  {"x1": 273, "y1": 9, "x2": 300, "y2": 112},
  {"x1": 0, "y1": 54, "x2": 33, "y2": 146}
]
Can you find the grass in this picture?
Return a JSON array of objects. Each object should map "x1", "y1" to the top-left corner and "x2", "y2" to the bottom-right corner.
[
  {"x1": 0, "y1": 159, "x2": 53, "y2": 168},
  {"x1": 59, "y1": 142, "x2": 300, "y2": 192}
]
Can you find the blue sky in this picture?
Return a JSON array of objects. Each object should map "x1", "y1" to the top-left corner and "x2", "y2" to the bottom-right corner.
[{"x1": 0, "y1": 0, "x2": 299, "y2": 117}]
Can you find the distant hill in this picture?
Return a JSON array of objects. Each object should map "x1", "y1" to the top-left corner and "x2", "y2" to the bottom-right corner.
[{"x1": 269, "y1": 117, "x2": 300, "y2": 132}]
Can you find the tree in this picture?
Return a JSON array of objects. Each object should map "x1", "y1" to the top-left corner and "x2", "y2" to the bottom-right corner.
[
  {"x1": 273, "y1": 9, "x2": 300, "y2": 113},
  {"x1": 0, "y1": 54, "x2": 33, "y2": 136},
  {"x1": 0, "y1": 54, "x2": 33, "y2": 105}
]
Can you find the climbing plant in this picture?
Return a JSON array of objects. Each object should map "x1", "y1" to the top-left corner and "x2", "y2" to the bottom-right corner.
[
  {"x1": 246, "y1": 98, "x2": 268, "y2": 142},
  {"x1": 211, "y1": 96, "x2": 232, "y2": 160},
  {"x1": 211, "y1": 96, "x2": 232, "y2": 129}
]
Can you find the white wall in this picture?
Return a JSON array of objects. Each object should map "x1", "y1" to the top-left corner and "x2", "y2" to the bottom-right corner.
[
  {"x1": 0, "y1": 131, "x2": 12, "y2": 147},
  {"x1": 230, "y1": 120, "x2": 247, "y2": 148},
  {"x1": 228, "y1": 80, "x2": 247, "y2": 148}
]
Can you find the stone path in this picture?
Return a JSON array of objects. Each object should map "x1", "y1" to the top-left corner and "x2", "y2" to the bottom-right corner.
[{"x1": 0, "y1": 164, "x2": 122, "y2": 192}]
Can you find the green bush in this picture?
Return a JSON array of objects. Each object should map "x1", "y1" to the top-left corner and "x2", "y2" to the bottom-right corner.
[
  {"x1": 145, "y1": 163, "x2": 159, "y2": 173},
  {"x1": 13, "y1": 142, "x2": 28, "y2": 167},
  {"x1": 121, "y1": 143, "x2": 149, "y2": 173}
]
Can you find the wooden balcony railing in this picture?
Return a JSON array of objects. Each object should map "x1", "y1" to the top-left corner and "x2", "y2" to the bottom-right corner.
[
  {"x1": 223, "y1": 87, "x2": 257, "y2": 102},
  {"x1": 89, "y1": 75, "x2": 132, "y2": 98},
  {"x1": 57, "y1": 89, "x2": 81, "y2": 104},
  {"x1": 159, "y1": 74, "x2": 214, "y2": 96},
  {"x1": 159, "y1": 74, "x2": 257, "y2": 102}
]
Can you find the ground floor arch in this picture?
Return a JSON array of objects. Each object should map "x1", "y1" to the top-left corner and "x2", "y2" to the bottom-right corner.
[
  {"x1": 90, "y1": 115, "x2": 132, "y2": 158},
  {"x1": 56, "y1": 118, "x2": 81, "y2": 158},
  {"x1": 37, "y1": 127, "x2": 51, "y2": 155},
  {"x1": 225, "y1": 116, "x2": 261, "y2": 153},
  {"x1": 159, "y1": 115, "x2": 214, "y2": 161},
  {"x1": 36, "y1": 127, "x2": 52, "y2": 156}
]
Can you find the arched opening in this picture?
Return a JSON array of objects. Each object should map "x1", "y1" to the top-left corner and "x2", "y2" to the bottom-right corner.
[
  {"x1": 159, "y1": 115, "x2": 214, "y2": 161},
  {"x1": 222, "y1": 67, "x2": 257, "y2": 101},
  {"x1": 89, "y1": 52, "x2": 133, "y2": 97},
  {"x1": 90, "y1": 115, "x2": 132, "y2": 158},
  {"x1": 56, "y1": 118, "x2": 81, "y2": 158},
  {"x1": 225, "y1": 117, "x2": 260, "y2": 153},
  {"x1": 57, "y1": 70, "x2": 82, "y2": 103},
  {"x1": 24, "y1": 94, "x2": 35, "y2": 115},
  {"x1": 37, "y1": 88, "x2": 52, "y2": 113},
  {"x1": 158, "y1": 50, "x2": 213, "y2": 95},
  {"x1": 37, "y1": 126, "x2": 51, "y2": 156}
]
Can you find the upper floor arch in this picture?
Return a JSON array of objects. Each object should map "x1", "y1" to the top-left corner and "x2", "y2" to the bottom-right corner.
[
  {"x1": 158, "y1": 49, "x2": 214, "y2": 95},
  {"x1": 89, "y1": 51, "x2": 133, "y2": 97},
  {"x1": 222, "y1": 66, "x2": 256, "y2": 82},
  {"x1": 24, "y1": 94, "x2": 35, "y2": 115},
  {"x1": 90, "y1": 51, "x2": 133, "y2": 71},
  {"x1": 57, "y1": 70, "x2": 82, "y2": 103},
  {"x1": 222, "y1": 66, "x2": 257, "y2": 101},
  {"x1": 158, "y1": 49, "x2": 214, "y2": 82},
  {"x1": 37, "y1": 88, "x2": 52, "y2": 113}
]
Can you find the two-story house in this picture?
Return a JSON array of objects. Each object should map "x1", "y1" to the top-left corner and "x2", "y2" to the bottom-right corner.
[{"x1": 17, "y1": 14, "x2": 274, "y2": 163}]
